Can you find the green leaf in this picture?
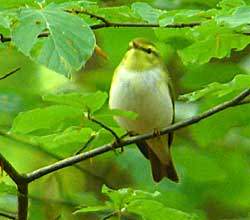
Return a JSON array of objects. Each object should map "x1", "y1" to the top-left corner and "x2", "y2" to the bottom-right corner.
[
  {"x1": 217, "y1": 0, "x2": 246, "y2": 9},
  {"x1": 216, "y1": 6, "x2": 250, "y2": 27},
  {"x1": 12, "y1": 5, "x2": 95, "y2": 77},
  {"x1": 11, "y1": 105, "x2": 83, "y2": 134},
  {"x1": 0, "y1": 182, "x2": 16, "y2": 195},
  {"x1": 74, "y1": 205, "x2": 112, "y2": 214},
  {"x1": 87, "y1": 6, "x2": 140, "y2": 23},
  {"x1": 159, "y1": 9, "x2": 206, "y2": 26},
  {"x1": 178, "y1": 22, "x2": 250, "y2": 64},
  {"x1": 102, "y1": 185, "x2": 160, "y2": 210},
  {"x1": 43, "y1": 91, "x2": 108, "y2": 113},
  {"x1": 127, "y1": 200, "x2": 197, "y2": 220},
  {"x1": 0, "y1": 13, "x2": 10, "y2": 29},
  {"x1": 32, "y1": 127, "x2": 93, "y2": 151},
  {"x1": 180, "y1": 74, "x2": 250, "y2": 102},
  {"x1": 131, "y1": 2, "x2": 163, "y2": 23}
]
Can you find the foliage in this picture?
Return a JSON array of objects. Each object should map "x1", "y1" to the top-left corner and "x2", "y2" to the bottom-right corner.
[
  {"x1": 75, "y1": 185, "x2": 197, "y2": 220},
  {"x1": 0, "y1": 0, "x2": 250, "y2": 220}
]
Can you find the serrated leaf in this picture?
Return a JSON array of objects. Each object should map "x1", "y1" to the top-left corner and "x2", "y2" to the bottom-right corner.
[
  {"x1": 159, "y1": 9, "x2": 206, "y2": 27},
  {"x1": 12, "y1": 5, "x2": 95, "y2": 77},
  {"x1": 11, "y1": 105, "x2": 83, "y2": 134},
  {"x1": 131, "y1": 2, "x2": 163, "y2": 23},
  {"x1": 178, "y1": 22, "x2": 250, "y2": 64},
  {"x1": 217, "y1": 0, "x2": 246, "y2": 9},
  {"x1": 217, "y1": 6, "x2": 250, "y2": 27},
  {"x1": 87, "y1": 6, "x2": 140, "y2": 23},
  {"x1": 102, "y1": 185, "x2": 160, "y2": 210},
  {"x1": 56, "y1": 0, "x2": 97, "y2": 9},
  {"x1": 180, "y1": 74, "x2": 250, "y2": 102},
  {"x1": 127, "y1": 199, "x2": 198, "y2": 220},
  {"x1": 43, "y1": 91, "x2": 108, "y2": 113}
]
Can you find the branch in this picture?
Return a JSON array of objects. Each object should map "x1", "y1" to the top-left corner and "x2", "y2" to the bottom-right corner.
[
  {"x1": 0, "y1": 20, "x2": 200, "y2": 43},
  {"x1": 0, "y1": 210, "x2": 16, "y2": 220},
  {"x1": 0, "y1": 154, "x2": 28, "y2": 220},
  {"x1": 0, "y1": 154, "x2": 26, "y2": 185},
  {"x1": 0, "y1": 67, "x2": 21, "y2": 80},
  {"x1": 25, "y1": 88, "x2": 250, "y2": 183},
  {"x1": 86, "y1": 111, "x2": 120, "y2": 142},
  {"x1": 0, "y1": 130, "x2": 113, "y2": 187}
]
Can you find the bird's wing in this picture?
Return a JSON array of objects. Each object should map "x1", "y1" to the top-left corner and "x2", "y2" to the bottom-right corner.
[{"x1": 167, "y1": 79, "x2": 175, "y2": 146}]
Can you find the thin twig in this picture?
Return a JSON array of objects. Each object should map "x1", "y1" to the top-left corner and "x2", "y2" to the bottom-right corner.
[
  {"x1": 0, "y1": 67, "x2": 21, "y2": 80},
  {"x1": 65, "y1": 9, "x2": 110, "y2": 25},
  {"x1": 86, "y1": 111, "x2": 120, "y2": 142},
  {"x1": 74, "y1": 134, "x2": 96, "y2": 155},
  {"x1": 25, "y1": 88, "x2": 250, "y2": 183},
  {"x1": 102, "y1": 211, "x2": 118, "y2": 220},
  {"x1": 0, "y1": 210, "x2": 16, "y2": 220},
  {"x1": 0, "y1": 21, "x2": 200, "y2": 43}
]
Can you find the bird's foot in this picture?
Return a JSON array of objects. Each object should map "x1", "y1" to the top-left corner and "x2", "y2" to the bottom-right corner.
[
  {"x1": 112, "y1": 131, "x2": 135, "y2": 153},
  {"x1": 153, "y1": 128, "x2": 161, "y2": 137}
]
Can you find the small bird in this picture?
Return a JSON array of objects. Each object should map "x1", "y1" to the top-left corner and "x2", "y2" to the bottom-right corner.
[{"x1": 109, "y1": 38, "x2": 178, "y2": 182}]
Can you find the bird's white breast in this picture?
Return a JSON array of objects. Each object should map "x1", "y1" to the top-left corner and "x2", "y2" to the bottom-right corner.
[{"x1": 109, "y1": 67, "x2": 173, "y2": 133}]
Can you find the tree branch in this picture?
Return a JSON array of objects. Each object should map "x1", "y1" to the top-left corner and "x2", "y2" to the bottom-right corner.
[
  {"x1": 0, "y1": 20, "x2": 200, "y2": 43},
  {"x1": 0, "y1": 210, "x2": 16, "y2": 220},
  {"x1": 25, "y1": 88, "x2": 250, "y2": 183},
  {"x1": 0, "y1": 68, "x2": 21, "y2": 80},
  {"x1": 0, "y1": 130, "x2": 113, "y2": 187},
  {"x1": 0, "y1": 154, "x2": 28, "y2": 220},
  {"x1": 17, "y1": 184, "x2": 28, "y2": 220}
]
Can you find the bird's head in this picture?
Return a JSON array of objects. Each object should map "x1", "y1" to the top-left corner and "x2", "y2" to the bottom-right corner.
[{"x1": 121, "y1": 38, "x2": 162, "y2": 71}]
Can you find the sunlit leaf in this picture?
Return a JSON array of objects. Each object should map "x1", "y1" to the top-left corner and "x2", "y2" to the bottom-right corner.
[
  {"x1": 180, "y1": 74, "x2": 250, "y2": 102},
  {"x1": 12, "y1": 4, "x2": 95, "y2": 77},
  {"x1": 43, "y1": 91, "x2": 108, "y2": 112},
  {"x1": 131, "y1": 2, "x2": 163, "y2": 23},
  {"x1": 128, "y1": 200, "x2": 198, "y2": 220},
  {"x1": 216, "y1": 6, "x2": 250, "y2": 27},
  {"x1": 11, "y1": 105, "x2": 83, "y2": 134}
]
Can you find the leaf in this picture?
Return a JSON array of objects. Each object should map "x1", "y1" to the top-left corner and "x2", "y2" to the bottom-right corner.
[
  {"x1": 43, "y1": 91, "x2": 108, "y2": 112},
  {"x1": 178, "y1": 22, "x2": 250, "y2": 64},
  {"x1": 127, "y1": 199, "x2": 198, "y2": 220},
  {"x1": 74, "y1": 205, "x2": 111, "y2": 214},
  {"x1": 0, "y1": 13, "x2": 10, "y2": 29},
  {"x1": 217, "y1": 0, "x2": 246, "y2": 9},
  {"x1": 0, "y1": 182, "x2": 16, "y2": 195},
  {"x1": 216, "y1": 6, "x2": 250, "y2": 27},
  {"x1": 102, "y1": 185, "x2": 160, "y2": 210},
  {"x1": 131, "y1": 2, "x2": 163, "y2": 23},
  {"x1": 159, "y1": 9, "x2": 206, "y2": 26},
  {"x1": 87, "y1": 6, "x2": 140, "y2": 23},
  {"x1": 180, "y1": 74, "x2": 250, "y2": 102},
  {"x1": 11, "y1": 105, "x2": 83, "y2": 134},
  {"x1": 32, "y1": 127, "x2": 93, "y2": 152},
  {"x1": 12, "y1": 4, "x2": 95, "y2": 77}
]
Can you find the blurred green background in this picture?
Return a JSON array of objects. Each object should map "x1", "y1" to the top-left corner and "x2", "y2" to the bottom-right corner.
[{"x1": 0, "y1": 0, "x2": 250, "y2": 220}]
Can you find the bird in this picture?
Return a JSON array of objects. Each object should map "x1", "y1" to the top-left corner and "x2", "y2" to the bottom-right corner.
[{"x1": 109, "y1": 38, "x2": 178, "y2": 182}]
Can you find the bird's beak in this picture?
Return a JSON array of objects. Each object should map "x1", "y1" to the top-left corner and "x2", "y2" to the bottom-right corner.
[{"x1": 94, "y1": 44, "x2": 108, "y2": 60}]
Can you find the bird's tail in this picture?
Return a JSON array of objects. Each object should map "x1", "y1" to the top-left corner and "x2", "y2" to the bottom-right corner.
[{"x1": 147, "y1": 138, "x2": 178, "y2": 183}]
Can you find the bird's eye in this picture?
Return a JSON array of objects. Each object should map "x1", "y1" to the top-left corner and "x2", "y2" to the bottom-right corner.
[{"x1": 146, "y1": 48, "x2": 152, "y2": 54}]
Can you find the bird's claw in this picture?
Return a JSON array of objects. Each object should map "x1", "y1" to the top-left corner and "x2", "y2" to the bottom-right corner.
[{"x1": 153, "y1": 128, "x2": 161, "y2": 137}]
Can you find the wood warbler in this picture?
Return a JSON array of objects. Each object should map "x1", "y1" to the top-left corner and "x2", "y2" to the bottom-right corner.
[{"x1": 109, "y1": 38, "x2": 178, "y2": 182}]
